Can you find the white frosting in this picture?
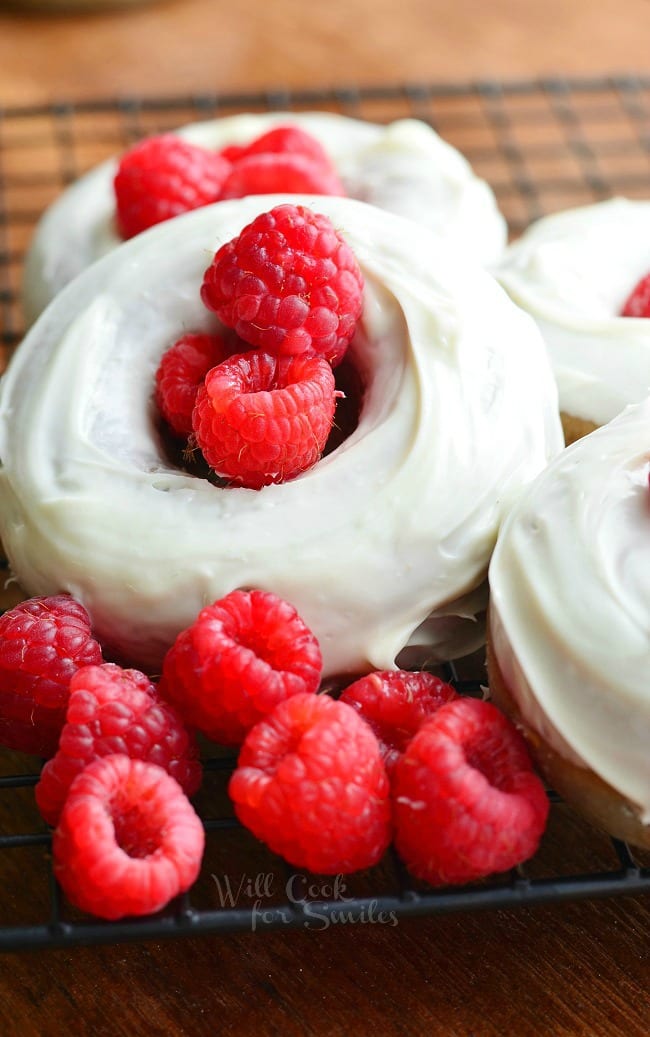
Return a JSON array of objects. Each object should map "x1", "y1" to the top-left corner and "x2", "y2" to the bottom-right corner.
[
  {"x1": 23, "y1": 112, "x2": 506, "y2": 322},
  {"x1": 1, "y1": 194, "x2": 561, "y2": 675},
  {"x1": 495, "y1": 198, "x2": 650, "y2": 427},
  {"x1": 489, "y1": 398, "x2": 650, "y2": 821}
]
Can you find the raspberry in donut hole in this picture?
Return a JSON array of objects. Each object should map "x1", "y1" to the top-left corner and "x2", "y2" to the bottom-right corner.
[
  {"x1": 488, "y1": 398, "x2": 650, "y2": 847},
  {"x1": 0, "y1": 194, "x2": 561, "y2": 676}
]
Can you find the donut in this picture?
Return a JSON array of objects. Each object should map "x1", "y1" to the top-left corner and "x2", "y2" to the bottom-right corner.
[
  {"x1": 488, "y1": 398, "x2": 650, "y2": 847},
  {"x1": 495, "y1": 197, "x2": 650, "y2": 444},
  {"x1": 23, "y1": 111, "x2": 506, "y2": 322},
  {"x1": 1, "y1": 194, "x2": 561, "y2": 675}
]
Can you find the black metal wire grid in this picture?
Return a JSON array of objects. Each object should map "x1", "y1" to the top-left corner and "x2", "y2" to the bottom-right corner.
[{"x1": 1, "y1": 76, "x2": 650, "y2": 951}]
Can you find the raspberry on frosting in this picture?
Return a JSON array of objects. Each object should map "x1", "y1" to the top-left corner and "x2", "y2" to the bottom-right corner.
[
  {"x1": 392, "y1": 698, "x2": 549, "y2": 886},
  {"x1": 159, "y1": 589, "x2": 323, "y2": 746},
  {"x1": 229, "y1": 692, "x2": 392, "y2": 874},
  {"x1": 155, "y1": 332, "x2": 232, "y2": 439},
  {"x1": 191, "y1": 350, "x2": 338, "y2": 488},
  {"x1": 201, "y1": 203, "x2": 365, "y2": 366},
  {"x1": 0, "y1": 594, "x2": 103, "y2": 757},
  {"x1": 620, "y1": 272, "x2": 650, "y2": 317},
  {"x1": 114, "y1": 134, "x2": 231, "y2": 239},
  {"x1": 35, "y1": 661, "x2": 202, "y2": 827},
  {"x1": 53, "y1": 754, "x2": 205, "y2": 920}
]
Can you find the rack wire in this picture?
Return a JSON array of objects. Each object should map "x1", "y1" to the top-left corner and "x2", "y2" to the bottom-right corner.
[{"x1": 1, "y1": 76, "x2": 650, "y2": 951}]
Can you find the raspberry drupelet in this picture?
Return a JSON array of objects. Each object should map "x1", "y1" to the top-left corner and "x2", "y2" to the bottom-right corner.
[
  {"x1": 53, "y1": 754, "x2": 205, "y2": 920},
  {"x1": 191, "y1": 350, "x2": 338, "y2": 488},
  {"x1": 36, "y1": 662, "x2": 202, "y2": 826},
  {"x1": 392, "y1": 697, "x2": 549, "y2": 886},
  {"x1": 201, "y1": 203, "x2": 365, "y2": 366},
  {"x1": 0, "y1": 595, "x2": 103, "y2": 757},
  {"x1": 159, "y1": 589, "x2": 323, "y2": 746},
  {"x1": 229, "y1": 692, "x2": 392, "y2": 874},
  {"x1": 340, "y1": 669, "x2": 457, "y2": 775}
]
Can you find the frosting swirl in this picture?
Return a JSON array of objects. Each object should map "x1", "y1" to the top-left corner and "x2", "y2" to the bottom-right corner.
[
  {"x1": 2, "y1": 195, "x2": 560, "y2": 674},
  {"x1": 23, "y1": 112, "x2": 506, "y2": 322},
  {"x1": 495, "y1": 198, "x2": 650, "y2": 427},
  {"x1": 489, "y1": 398, "x2": 650, "y2": 821}
]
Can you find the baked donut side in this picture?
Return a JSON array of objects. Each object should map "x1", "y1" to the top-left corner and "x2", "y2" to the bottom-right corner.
[
  {"x1": 23, "y1": 111, "x2": 507, "y2": 323},
  {"x1": 1, "y1": 195, "x2": 560, "y2": 675},
  {"x1": 487, "y1": 399, "x2": 650, "y2": 847}
]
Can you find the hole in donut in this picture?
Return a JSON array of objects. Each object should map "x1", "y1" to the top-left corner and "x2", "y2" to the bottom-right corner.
[{"x1": 154, "y1": 353, "x2": 365, "y2": 483}]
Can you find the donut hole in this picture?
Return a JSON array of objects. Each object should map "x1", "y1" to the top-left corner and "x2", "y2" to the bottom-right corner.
[{"x1": 154, "y1": 351, "x2": 365, "y2": 482}]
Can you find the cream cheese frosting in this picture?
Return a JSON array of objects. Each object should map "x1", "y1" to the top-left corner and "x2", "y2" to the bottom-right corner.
[
  {"x1": 2, "y1": 194, "x2": 561, "y2": 675},
  {"x1": 495, "y1": 198, "x2": 650, "y2": 427},
  {"x1": 23, "y1": 111, "x2": 506, "y2": 322},
  {"x1": 489, "y1": 398, "x2": 650, "y2": 821}
]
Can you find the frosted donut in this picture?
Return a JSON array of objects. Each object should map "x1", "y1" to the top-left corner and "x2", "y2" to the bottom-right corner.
[
  {"x1": 1, "y1": 194, "x2": 561, "y2": 675},
  {"x1": 23, "y1": 111, "x2": 506, "y2": 322},
  {"x1": 488, "y1": 398, "x2": 650, "y2": 847},
  {"x1": 495, "y1": 198, "x2": 650, "y2": 444}
]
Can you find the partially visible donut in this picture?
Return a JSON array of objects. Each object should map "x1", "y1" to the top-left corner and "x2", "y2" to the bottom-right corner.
[
  {"x1": 2, "y1": 194, "x2": 560, "y2": 675},
  {"x1": 488, "y1": 398, "x2": 650, "y2": 847},
  {"x1": 495, "y1": 198, "x2": 650, "y2": 444},
  {"x1": 23, "y1": 111, "x2": 506, "y2": 322}
]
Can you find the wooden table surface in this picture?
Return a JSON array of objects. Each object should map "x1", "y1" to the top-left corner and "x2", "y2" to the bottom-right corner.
[{"x1": 1, "y1": 2, "x2": 650, "y2": 1035}]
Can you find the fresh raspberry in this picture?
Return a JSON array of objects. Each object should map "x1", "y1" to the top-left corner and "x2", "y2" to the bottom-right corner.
[
  {"x1": 155, "y1": 332, "x2": 232, "y2": 439},
  {"x1": 114, "y1": 134, "x2": 231, "y2": 239},
  {"x1": 35, "y1": 662, "x2": 201, "y2": 826},
  {"x1": 192, "y1": 350, "x2": 337, "y2": 488},
  {"x1": 201, "y1": 203, "x2": 364, "y2": 366},
  {"x1": 53, "y1": 754, "x2": 204, "y2": 920},
  {"x1": 159, "y1": 589, "x2": 322, "y2": 746},
  {"x1": 229, "y1": 692, "x2": 391, "y2": 874},
  {"x1": 219, "y1": 153, "x2": 344, "y2": 201},
  {"x1": 0, "y1": 595, "x2": 103, "y2": 757},
  {"x1": 392, "y1": 698, "x2": 549, "y2": 886},
  {"x1": 621, "y1": 272, "x2": 650, "y2": 317},
  {"x1": 221, "y1": 125, "x2": 336, "y2": 168},
  {"x1": 340, "y1": 670, "x2": 457, "y2": 774}
]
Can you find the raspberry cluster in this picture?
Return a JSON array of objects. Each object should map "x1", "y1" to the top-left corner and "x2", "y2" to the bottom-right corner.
[
  {"x1": 114, "y1": 125, "x2": 344, "y2": 241},
  {"x1": 0, "y1": 587, "x2": 550, "y2": 918},
  {"x1": 154, "y1": 198, "x2": 364, "y2": 489}
]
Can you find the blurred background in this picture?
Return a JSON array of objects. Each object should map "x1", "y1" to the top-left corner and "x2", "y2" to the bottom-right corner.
[{"x1": 1, "y1": 0, "x2": 650, "y2": 104}]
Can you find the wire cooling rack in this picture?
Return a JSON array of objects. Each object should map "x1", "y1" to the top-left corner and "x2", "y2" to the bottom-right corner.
[{"x1": 1, "y1": 76, "x2": 650, "y2": 951}]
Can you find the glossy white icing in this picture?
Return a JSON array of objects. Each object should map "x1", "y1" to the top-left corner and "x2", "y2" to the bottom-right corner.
[{"x1": 489, "y1": 398, "x2": 650, "y2": 820}]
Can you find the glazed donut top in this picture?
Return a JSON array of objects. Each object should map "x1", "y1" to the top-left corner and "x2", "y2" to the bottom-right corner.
[
  {"x1": 1, "y1": 195, "x2": 561, "y2": 675},
  {"x1": 23, "y1": 111, "x2": 506, "y2": 322},
  {"x1": 489, "y1": 398, "x2": 650, "y2": 821},
  {"x1": 495, "y1": 197, "x2": 650, "y2": 427}
]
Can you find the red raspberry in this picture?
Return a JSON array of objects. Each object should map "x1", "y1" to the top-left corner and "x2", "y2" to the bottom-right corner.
[
  {"x1": 53, "y1": 754, "x2": 204, "y2": 920},
  {"x1": 155, "y1": 332, "x2": 232, "y2": 439},
  {"x1": 340, "y1": 670, "x2": 457, "y2": 774},
  {"x1": 621, "y1": 272, "x2": 650, "y2": 317},
  {"x1": 219, "y1": 153, "x2": 344, "y2": 201},
  {"x1": 192, "y1": 350, "x2": 337, "y2": 488},
  {"x1": 35, "y1": 662, "x2": 201, "y2": 826},
  {"x1": 114, "y1": 134, "x2": 231, "y2": 239},
  {"x1": 392, "y1": 698, "x2": 549, "y2": 886},
  {"x1": 201, "y1": 203, "x2": 364, "y2": 366},
  {"x1": 159, "y1": 589, "x2": 322, "y2": 746},
  {"x1": 0, "y1": 595, "x2": 102, "y2": 757},
  {"x1": 221, "y1": 125, "x2": 336, "y2": 168},
  {"x1": 229, "y1": 692, "x2": 391, "y2": 874}
]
